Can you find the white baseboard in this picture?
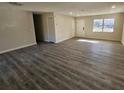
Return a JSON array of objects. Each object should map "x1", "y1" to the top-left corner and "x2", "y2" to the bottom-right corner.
[{"x1": 0, "y1": 43, "x2": 36, "y2": 54}]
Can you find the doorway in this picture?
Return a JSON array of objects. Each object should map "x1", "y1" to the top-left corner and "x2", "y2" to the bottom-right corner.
[{"x1": 33, "y1": 13, "x2": 44, "y2": 43}]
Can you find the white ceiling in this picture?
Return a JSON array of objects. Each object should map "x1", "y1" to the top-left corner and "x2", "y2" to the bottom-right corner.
[{"x1": 0, "y1": 2, "x2": 124, "y2": 17}]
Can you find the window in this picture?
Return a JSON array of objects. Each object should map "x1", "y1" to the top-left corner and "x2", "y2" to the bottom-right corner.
[
  {"x1": 103, "y1": 19, "x2": 114, "y2": 32},
  {"x1": 93, "y1": 19, "x2": 103, "y2": 32},
  {"x1": 93, "y1": 18, "x2": 114, "y2": 32}
]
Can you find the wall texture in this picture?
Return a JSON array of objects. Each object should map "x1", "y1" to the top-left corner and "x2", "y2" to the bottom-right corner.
[
  {"x1": 0, "y1": 9, "x2": 36, "y2": 54},
  {"x1": 76, "y1": 13, "x2": 124, "y2": 41},
  {"x1": 54, "y1": 14, "x2": 75, "y2": 43}
]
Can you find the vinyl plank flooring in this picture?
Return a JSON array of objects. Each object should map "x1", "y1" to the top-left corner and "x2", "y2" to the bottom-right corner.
[{"x1": 0, "y1": 38, "x2": 124, "y2": 89}]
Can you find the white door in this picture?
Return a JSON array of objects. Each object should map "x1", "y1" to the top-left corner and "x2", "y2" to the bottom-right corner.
[
  {"x1": 76, "y1": 19, "x2": 85, "y2": 37},
  {"x1": 47, "y1": 17, "x2": 55, "y2": 42}
]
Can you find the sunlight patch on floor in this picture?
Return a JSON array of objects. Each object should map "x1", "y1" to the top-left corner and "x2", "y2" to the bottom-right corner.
[{"x1": 77, "y1": 39, "x2": 99, "y2": 43}]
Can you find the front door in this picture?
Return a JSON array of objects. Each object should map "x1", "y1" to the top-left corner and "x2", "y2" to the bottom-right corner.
[{"x1": 76, "y1": 19, "x2": 85, "y2": 37}]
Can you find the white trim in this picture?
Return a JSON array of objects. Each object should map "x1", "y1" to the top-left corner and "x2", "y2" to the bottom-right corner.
[
  {"x1": 47, "y1": 16, "x2": 55, "y2": 42},
  {"x1": 0, "y1": 43, "x2": 36, "y2": 54},
  {"x1": 47, "y1": 16, "x2": 50, "y2": 42}
]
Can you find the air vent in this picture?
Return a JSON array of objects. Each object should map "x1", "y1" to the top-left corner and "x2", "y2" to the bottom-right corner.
[{"x1": 9, "y1": 2, "x2": 23, "y2": 6}]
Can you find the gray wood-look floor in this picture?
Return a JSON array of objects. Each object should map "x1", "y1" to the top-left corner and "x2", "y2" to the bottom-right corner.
[{"x1": 0, "y1": 38, "x2": 124, "y2": 90}]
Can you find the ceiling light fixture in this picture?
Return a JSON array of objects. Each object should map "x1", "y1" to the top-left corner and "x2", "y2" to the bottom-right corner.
[{"x1": 112, "y1": 5, "x2": 116, "y2": 9}]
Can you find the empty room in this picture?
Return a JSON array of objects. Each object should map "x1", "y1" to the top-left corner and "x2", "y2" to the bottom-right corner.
[{"x1": 0, "y1": 2, "x2": 124, "y2": 90}]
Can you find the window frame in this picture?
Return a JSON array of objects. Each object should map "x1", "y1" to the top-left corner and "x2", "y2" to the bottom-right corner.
[
  {"x1": 93, "y1": 19, "x2": 103, "y2": 32},
  {"x1": 93, "y1": 18, "x2": 115, "y2": 33}
]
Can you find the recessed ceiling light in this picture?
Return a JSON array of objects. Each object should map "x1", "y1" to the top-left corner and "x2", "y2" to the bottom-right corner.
[{"x1": 112, "y1": 5, "x2": 116, "y2": 9}]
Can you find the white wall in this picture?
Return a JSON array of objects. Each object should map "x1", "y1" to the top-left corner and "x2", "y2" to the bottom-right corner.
[
  {"x1": 54, "y1": 14, "x2": 75, "y2": 43},
  {"x1": 122, "y1": 24, "x2": 124, "y2": 45},
  {"x1": 76, "y1": 13, "x2": 124, "y2": 41},
  {"x1": 1, "y1": 9, "x2": 123, "y2": 54},
  {"x1": 0, "y1": 9, "x2": 36, "y2": 54}
]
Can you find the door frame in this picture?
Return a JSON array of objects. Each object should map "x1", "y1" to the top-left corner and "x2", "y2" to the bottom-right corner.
[{"x1": 47, "y1": 16, "x2": 54, "y2": 42}]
